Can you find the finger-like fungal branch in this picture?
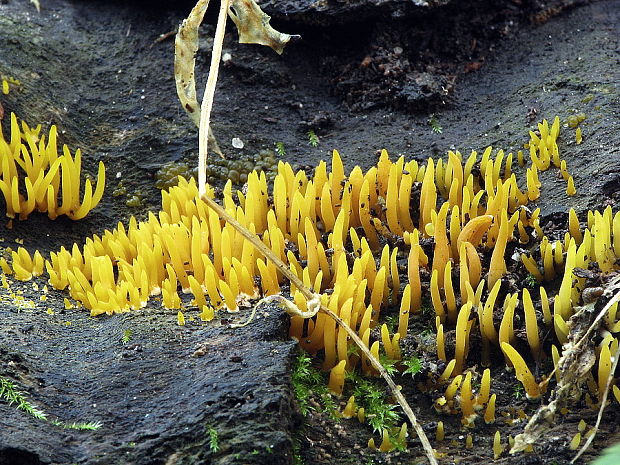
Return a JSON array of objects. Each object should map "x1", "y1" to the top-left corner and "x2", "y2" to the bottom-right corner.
[{"x1": 200, "y1": 193, "x2": 438, "y2": 465}]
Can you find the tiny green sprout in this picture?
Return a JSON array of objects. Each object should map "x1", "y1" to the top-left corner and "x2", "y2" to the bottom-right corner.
[
  {"x1": 250, "y1": 449, "x2": 260, "y2": 456},
  {"x1": 347, "y1": 344, "x2": 359, "y2": 356},
  {"x1": 383, "y1": 314, "x2": 398, "y2": 333},
  {"x1": 402, "y1": 356, "x2": 422, "y2": 376},
  {"x1": 379, "y1": 354, "x2": 398, "y2": 376},
  {"x1": 525, "y1": 273, "x2": 537, "y2": 288},
  {"x1": 513, "y1": 382, "x2": 525, "y2": 400},
  {"x1": 0, "y1": 377, "x2": 47, "y2": 420},
  {"x1": 121, "y1": 329, "x2": 132, "y2": 344},
  {"x1": 275, "y1": 142, "x2": 286, "y2": 157},
  {"x1": 292, "y1": 350, "x2": 338, "y2": 418},
  {"x1": 51, "y1": 418, "x2": 102, "y2": 430},
  {"x1": 65, "y1": 421, "x2": 102, "y2": 431},
  {"x1": 428, "y1": 114, "x2": 443, "y2": 134},
  {"x1": 351, "y1": 371, "x2": 401, "y2": 433},
  {"x1": 392, "y1": 432, "x2": 408, "y2": 452},
  {"x1": 292, "y1": 437, "x2": 305, "y2": 465},
  {"x1": 265, "y1": 445, "x2": 273, "y2": 454},
  {"x1": 307, "y1": 130, "x2": 319, "y2": 147},
  {"x1": 420, "y1": 328, "x2": 433, "y2": 338},
  {"x1": 207, "y1": 426, "x2": 219, "y2": 452}
]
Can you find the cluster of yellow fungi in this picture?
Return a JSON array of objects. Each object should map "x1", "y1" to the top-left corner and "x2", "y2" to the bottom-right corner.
[
  {"x1": 0, "y1": 113, "x2": 105, "y2": 221},
  {"x1": 5, "y1": 115, "x2": 618, "y2": 457}
]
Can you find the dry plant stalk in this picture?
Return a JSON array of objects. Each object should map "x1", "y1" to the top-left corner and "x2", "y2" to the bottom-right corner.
[
  {"x1": 175, "y1": 1, "x2": 438, "y2": 463},
  {"x1": 174, "y1": 0, "x2": 224, "y2": 162},
  {"x1": 511, "y1": 274, "x2": 620, "y2": 455}
]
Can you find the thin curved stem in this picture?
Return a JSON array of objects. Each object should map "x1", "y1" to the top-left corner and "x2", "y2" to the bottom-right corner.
[{"x1": 198, "y1": 0, "x2": 230, "y2": 196}]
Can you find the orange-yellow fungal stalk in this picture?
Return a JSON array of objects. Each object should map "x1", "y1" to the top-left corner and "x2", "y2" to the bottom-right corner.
[
  {"x1": 477, "y1": 368, "x2": 491, "y2": 406},
  {"x1": 328, "y1": 359, "x2": 346, "y2": 395},
  {"x1": 436, "y1": 421, "x2": 445, "y2": 441},
  {"x1": 436, "y1": 316, "x2": 446, "y2": 361},
  {"x1": 522, "y1": 288, "x2": 542, "y2": 360},
  {"x1": 454, "y1": 302, "x2": 473, "y2": 374},
  {"x1": 432, "y1": 202, "x2": 451, "y2": 287},
  {"x1": 457, "y1": 215, "x2": 494, "y2": 249},
  {"x1": 430, "y1": 269, "x2": 446, "y2": 322},
  {"x1": 598, "y1": 342, "x2": 613, "y2": 400},
  {"x1": 493, "y1": 431, "x2": 503, "y2": 459},
  {"x1": 460, "y1": 371, "x2": 475, "y2": 426},
  {"x1": 488, "y1": 210, "x2": 510, "y2": 289},
  {"x1": 575, "y1": 128, "x2": 583, "y2": 145},
  {"x1": 484, "y1": 394, "x2": 496, "y2": 424},
  {"x1": 419, "y1": 158, "x2": 437, "y2": 229},
  {"x1": 501, "y1": 342, "x2": 541, "y2": 399},
  {"x1": 567, "y1": 176, "x2": 576, "y2": 196}
]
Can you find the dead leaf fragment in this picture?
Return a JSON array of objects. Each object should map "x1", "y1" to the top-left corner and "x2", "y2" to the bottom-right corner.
[{"x1": 228, "y1": 0, "x2": 299, "y2": 54}]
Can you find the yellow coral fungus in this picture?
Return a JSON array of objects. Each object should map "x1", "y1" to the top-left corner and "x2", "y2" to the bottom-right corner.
[
  {"x1": 0, "y1": 114, "x2": 105, "y2": 220},
  {"x1": 501, "y1": 342, "x2": 541, "y2": 399}
]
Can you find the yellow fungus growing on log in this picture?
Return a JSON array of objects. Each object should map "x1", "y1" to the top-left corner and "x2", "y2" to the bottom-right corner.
[
  {"x1": 598, "y1": 342, "x2": 613, "y2": 400},
  {"x1": 569, "y1": 432, "x2": 581, "y2": 450},
  {"x1": 436, "y1": 421, "x2": 445, "y2": 441},
  {"x1": 342, "y1": 395, "x2": 356, "y2": 418},
  {"x1": 493, "y1": 431, "x2": 503, "y2": 459},
  {"x1": 575, "y1": 127, "x2": 583, "y2": 144},
  {"x1": 328, "y1": 359, "x2": 346, "y2": 395},
  {"x1": 419, "y1": 158, "x2": 437, "y2": 229},
  {"x1": 477, "y1": 368, "x2": 491, "y2": 406},
  {"x1": 430, "y1": 269, "x2": 446, "y2": 322},
  {"x1": 578, "y1": 419, "x2": 587, "y2": 433},
  {"x1": 484, "y1": 394, "x2": 496, "y2": 424},
  {"x1": 501, "y1": 342, "x2": 541, "y2": 399},
  {"x1": 378, "y1": 429, "x2": 393, "y2": 452},
  {"x1": 457, "y1": 215, "x2": 493, "y2": 249},
  {"x1": 522, "y1": 288, "x2": 541, "y2": 360},
  {"x1": 444, "y1": 261, "x2": 457, "y2": 322},
  {"x1": 488, "y1": 210, "x2": 510, "y2": 289},
  {"x1": 566, "y1": 176, "x2": 576, "y2": 196},
  {"x1": 454, "y1": 302, "x2": 473, "y2": 374},
  {"x1": 432, "y1": 202, "x2": 451, "y2": 288},
  {"x1": 568, "y1": 208, "x2": 583, "y2": 244},
  {"x1": 397, "y1": 284, "x2": 411, "y2": 337},
  {"x1": 521, "y1": 254, "x2": 544, "y2": 282},
  {"x1": 445, "y1": 375, "x2": 463, "y2": 402},
  {"x1": 460, "y1": 371, "x2": 476, "y2": 426},
  {"x1": 438, "y1": 359, "x2": 456, "y2": 383},
  {"x1": 554, "y1": 314, "x2": 569, "y2": 345},
  {"x1": 0, "y1": 114, "x2": 106, "y2": 220}
]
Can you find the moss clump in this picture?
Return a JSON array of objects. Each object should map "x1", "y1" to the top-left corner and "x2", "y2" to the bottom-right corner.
[
  {"x1": 155, "y1": 149, "x2": 279, "y2": 190},
  {"x1": 567, "y1": 112, "x2": 586, "y2": 128}
]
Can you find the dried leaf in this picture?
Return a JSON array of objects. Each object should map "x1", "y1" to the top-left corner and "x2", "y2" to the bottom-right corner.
[
  {"x1": 174, "y1": 0, "x2": 208, "y2": 127},
  {"x1": 228, "y1": 0, "x2": 298, "y2": 54},
  {"x1": 174, "y1": 0, "x2": 223, "y2": 157}
]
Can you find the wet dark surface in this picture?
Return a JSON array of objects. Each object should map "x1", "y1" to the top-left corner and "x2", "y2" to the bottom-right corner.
[{"x1": 0, "y1": 0, "x2": 619, "y2": 463}]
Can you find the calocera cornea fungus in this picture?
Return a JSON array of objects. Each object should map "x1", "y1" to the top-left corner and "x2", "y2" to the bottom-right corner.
[
  {"x1": 7, "y1": 114, "x2": 616, "y2": 459},
  {"x1": 0, "y1": 113, "x2": 105, "y2": 221},
  {"x1": 501, "y1": 342, "x2": 542, "y2": 399}
]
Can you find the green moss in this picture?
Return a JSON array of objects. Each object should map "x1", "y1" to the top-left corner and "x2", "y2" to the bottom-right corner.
[
  {"x1": 292, "y1": 349, "x2": 337, "y2": 418},
  {"x1": 155, "y1": 149, "x2": 279, "y2": 189}
]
